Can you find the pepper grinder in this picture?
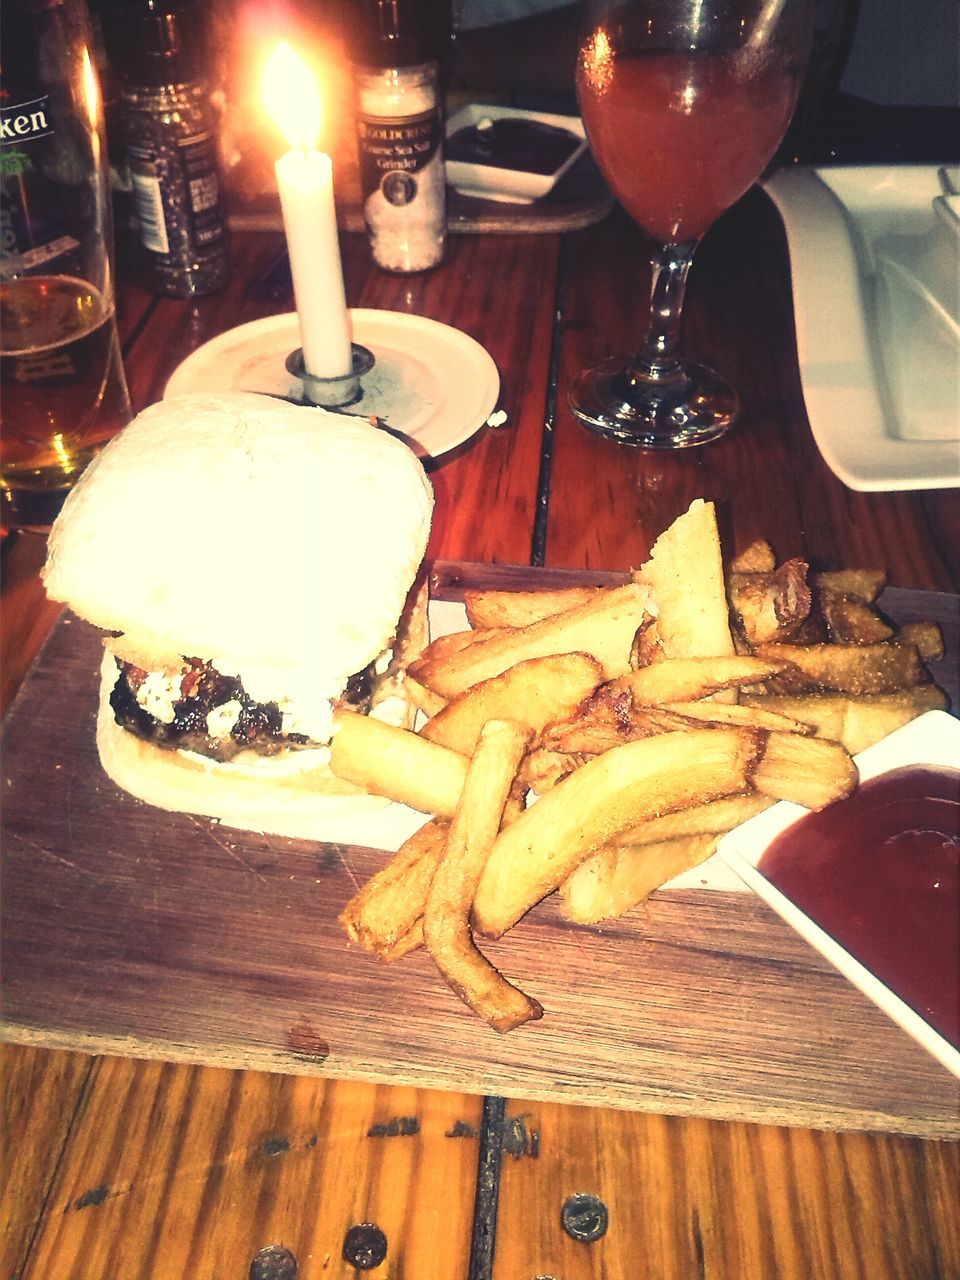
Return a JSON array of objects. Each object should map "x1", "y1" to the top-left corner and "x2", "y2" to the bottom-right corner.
[{"x1": 102, "y1": 0, "x2": 229, "y2": 297}]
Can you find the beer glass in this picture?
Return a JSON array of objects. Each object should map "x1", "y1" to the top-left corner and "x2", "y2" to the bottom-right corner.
[
  {"x1": 572, "y1": 0, "x2": 812, "y2": 446},
  {"x1": 1, "y1": 0, "x2": 132, "y2": 529}
]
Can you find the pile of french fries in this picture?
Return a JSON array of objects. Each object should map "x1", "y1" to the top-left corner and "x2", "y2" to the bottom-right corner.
[{"x1": 333, "y1": 500, "x2": 947, "y2": 1032}]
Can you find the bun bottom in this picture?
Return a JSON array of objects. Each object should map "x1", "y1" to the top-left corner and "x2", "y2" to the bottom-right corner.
[{"x1": 96, "y1": 655, "x2": 392, "y2": 838}]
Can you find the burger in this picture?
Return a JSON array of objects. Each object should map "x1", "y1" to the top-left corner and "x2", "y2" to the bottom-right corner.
[{"x1": 42, "y1": 391, "x2": 434, "y2": 836}]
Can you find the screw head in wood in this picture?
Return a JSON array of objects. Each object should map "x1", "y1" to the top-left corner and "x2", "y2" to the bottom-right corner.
[
  {"x1": 561, "y1": 1193, "x2": 609, "y2": 1242},
  {"x1": 342, "y1": 1222, "x2": 388, "y2": 1269},
  {"x1": 249, "y1": 1244, "x2": 298, "y2": 1280}
]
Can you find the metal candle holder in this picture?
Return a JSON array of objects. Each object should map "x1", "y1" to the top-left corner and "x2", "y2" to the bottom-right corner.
[{"x1": 284, "y1": 343, "x2": 376, "y2": 408}]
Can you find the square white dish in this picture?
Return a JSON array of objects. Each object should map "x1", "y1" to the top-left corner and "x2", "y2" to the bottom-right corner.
[
  {"x1": 445, "y1": 103, "x2": 587, "y2": 204},
  {"x1": 763, "y1": 165, "x2": 960, "y2": 493},
  {"x1": 718, "y1": 710, "x2": 960, "y2": 1077}
]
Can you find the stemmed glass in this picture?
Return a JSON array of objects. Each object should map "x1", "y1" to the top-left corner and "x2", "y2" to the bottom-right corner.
[{"x1": 572, "y1": 0, "x2": 813, "y2": 446}]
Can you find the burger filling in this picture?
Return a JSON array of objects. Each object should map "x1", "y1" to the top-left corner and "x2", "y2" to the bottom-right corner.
[{"x1": 108, "y1": 651, "x2": 389, "y2": 764}]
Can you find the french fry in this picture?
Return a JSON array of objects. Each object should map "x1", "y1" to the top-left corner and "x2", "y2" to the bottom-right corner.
[
  {"x1": 741, "y1": 687, "x2": 949, "y2": 755},
  {"x1": 519, "y1": 746, "x2": 580, "y2": 793},
  {"x1": 820, "y1": 592, "x2": 894, "y2": 644},
  {"x1": 420, "y1": 652, "x2": 603, "y2": 756},
  {"x1": 615, "y1": 792, "x2": 773, "y2": 845},
  {"x1": 611, "y1": 655, "x2": 787, "y2": 705},
  {"x1": 755, "y1": 640, "x2": 928, "y2": 695},
  {"x1": 659, "y1": 700, "x2": 813, "y2": 734},
  {"x1": 813, "y1": 568, "x2": 886, "y2": 603},
  {"x1": 424, "y1": 719, "x2": 541, "y2": 1032},
  {"x1": 403, "y1": 673, "x2": 447, "y2": 718},
  {"x1": 636, "y1": 499, "x2": 737, "y2": 664},
  {"x1": 728, "y1": 559, "x2": 813, "y2": 645},
  {"x1": 729, "y1": 539, "x2": 776, "y2": 573},
  {"x1": 465, "y1": 585, "x2": 605, "y2": 630},
  {"x1": 560, "y1": 834, "x2": 718, "y2": 924},
  {"x1": 407, "y1": 582, "x2": 650, "y2": 698},
  {"x1": 379, "y1": 921, "x2": 425, "y2": 961},
  {"x1": 473, "y1": 727, "x2": 762, "y2": 938},
  {"x1": 339, "y1": 818, "x2": 450, "y2": 957},
  {"x1": 753, "y1": 732, "x2": 858, "y2": 810},
  {"x1": 893, "y1": 621, "x2": 944, "y2": 663},
  {"x1": 418, "y1": 627, "x2": 501, "y2": 664},
  {"x1": 330, "y1": 709, "x2": 468, "y2": 816}
]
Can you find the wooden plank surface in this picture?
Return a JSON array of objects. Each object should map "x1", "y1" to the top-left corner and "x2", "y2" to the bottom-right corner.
[
  {"x1": 1, "y1": 1046, "x2": 94, "y2": 1280},
  {"x1": 3, "y1": 570, "x2": 957, "y2": 1137},
  {"x1": 7, "y1": 1055, "x2": 482, "y2": 1280},
  {"x1": 492, "y1": 1100, "x2": 960, "y2": 1280}
]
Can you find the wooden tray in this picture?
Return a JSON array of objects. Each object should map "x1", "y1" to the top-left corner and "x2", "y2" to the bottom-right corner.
[{"x1": 2, "y1": 565, "x2": 958, "y2": 1138}]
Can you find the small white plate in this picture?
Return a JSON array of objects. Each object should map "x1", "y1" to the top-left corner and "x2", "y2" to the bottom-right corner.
[
  {"x1": 719, "y1": 711, "x2": 960, "y2": 1077},
  {"x1": 763, "y1": 165, "x2": 960, "y2": 492},
  {"x1": 445, "y1": 104, "x2": 587, "y2": 204},
  {"x1": 163, "y1": 309, "x2": 501, "y2": 461}
]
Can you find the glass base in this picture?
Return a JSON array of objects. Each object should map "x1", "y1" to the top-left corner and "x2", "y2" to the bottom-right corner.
[{"x1": 569, "y1": 356, "x2": 739, "y2": 448}]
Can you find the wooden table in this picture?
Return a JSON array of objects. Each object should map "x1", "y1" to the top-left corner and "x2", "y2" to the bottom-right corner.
[{"x1": 3, "y1": 191, "x2": 959, "y2": 1280}]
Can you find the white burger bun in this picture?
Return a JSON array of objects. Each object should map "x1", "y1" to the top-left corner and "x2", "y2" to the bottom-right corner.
[{"x1": 44, "y1": 391, "x2": 434, "y2": 834}]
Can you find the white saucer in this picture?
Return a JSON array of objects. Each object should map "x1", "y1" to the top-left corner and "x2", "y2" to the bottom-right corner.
[{"x1": 163, "y1": 309, "x2": 501, "y2": 460}]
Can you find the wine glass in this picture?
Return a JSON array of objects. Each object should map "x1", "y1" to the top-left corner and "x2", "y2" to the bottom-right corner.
[{"x1": 572, "y1": 0, "x2": 813, "y2": 447}]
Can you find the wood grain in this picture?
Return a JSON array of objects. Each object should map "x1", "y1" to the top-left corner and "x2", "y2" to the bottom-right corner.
[
  {"x1": 492, "y1": 1100, "x2": 960, "y2": 1280},
  {"x1": 1, "y1": 1044, "x2": 94, "y2": 1280},
  {"x1": 3, "y1": 577, "x2": 957, "y2": 1137},
  {"x1": 13, "y1": 1055, "x2": 482, "y2": 1280},
  {"x1": 547, "y1": 195, "x2": 960, "y2": 590}
]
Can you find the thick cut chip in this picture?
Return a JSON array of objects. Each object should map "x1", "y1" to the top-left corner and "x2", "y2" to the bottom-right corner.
[
  {"x1": 612, "y1": 655, "x2": 787, "y2": 705},
  {"x1": 753, "y1": 732, "x2": 857, "y2": 810},
  {"x1": 339, "y1": 817, "x2": 449, "y2": 958},
  {"x1": 464, "y1": 586, "x2": 605, "y2": 630},
  {"x1": 755, "y1": 641, "x2": 928, "y2": 695},
  {"x1": 330, "y1": 709, "x2": 468, "y2": 816},
  {"x1": 729, "y1": 540, "x2": 776, "y2": 573},
  {"x1": 615, "y1": 792, "x2": 773, "y2": 846},
  {"x1": 636, "y1": 499, "x2": 736, "y2": 663},
  {"x1": 407, "y1": 582, "x2": 650, "y2": 698},
  {"x1": 473, "y1": 727, "x2": 761, "y2": 938},
  {"x1": 423, "y1": 719, "x2": 540, "y2": 1032},
  {"x1": 728, "y1": 559, "x2": 812, "y2": 645},
  {"x1": 819, "y1": 592, "x2": 894, "y2": 645},
  {"x1": 813, "y1": 568, "x2": 886, "y2": 603},
  {"x1": 421, "y1": 652, "x2": 603, "y2": 756},
  {"x1": 560, "y1": 834, "x2": 718, "y2": 924},
  {"x1": 741, "y1": 687, "x2": 948, "y2": 755}
]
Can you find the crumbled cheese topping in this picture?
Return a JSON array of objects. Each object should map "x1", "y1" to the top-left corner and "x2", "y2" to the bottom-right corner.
[
  {"x1": 135, "y1": 671, "x2": 182, "y2": 724},
  {"x1": 206, "y1": 699, "x2": 242, "y2": 739}
]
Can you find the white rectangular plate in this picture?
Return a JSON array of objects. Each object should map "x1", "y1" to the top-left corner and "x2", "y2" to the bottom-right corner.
[
  {"x1": 763, "y1": 165, "x2": 960, "y2": 492},
  {"x1": 718, "y1": 710, "x2": 960, "y2": 1077}
]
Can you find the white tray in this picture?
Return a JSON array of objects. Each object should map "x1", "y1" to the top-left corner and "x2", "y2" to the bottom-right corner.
[{"x1": 764, "y1": 165, "x2": 960, "y2": 492}]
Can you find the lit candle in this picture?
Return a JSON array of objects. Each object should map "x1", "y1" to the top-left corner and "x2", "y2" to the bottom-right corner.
[{"x1": 263, "y1": 43, "x2": 352, "y2": 380}]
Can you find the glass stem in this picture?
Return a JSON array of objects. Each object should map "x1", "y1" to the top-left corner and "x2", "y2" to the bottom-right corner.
[{"x1": 634, "y1": 238, "x2": 699, "y2": 389}]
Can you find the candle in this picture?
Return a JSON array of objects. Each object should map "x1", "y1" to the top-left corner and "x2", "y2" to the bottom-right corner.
[{"x1": 263, "y1": 43, "x2": 352, "y2": 380}]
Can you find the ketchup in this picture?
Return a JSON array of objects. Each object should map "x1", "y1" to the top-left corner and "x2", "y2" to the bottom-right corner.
[{"x1": 759, "y1": 766, "x2": 960, "y2": 1048}]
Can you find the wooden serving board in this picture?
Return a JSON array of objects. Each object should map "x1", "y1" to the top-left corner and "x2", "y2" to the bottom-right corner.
[{"x1": 2, "y1": 566, "x2": 958, "y2": 1138}]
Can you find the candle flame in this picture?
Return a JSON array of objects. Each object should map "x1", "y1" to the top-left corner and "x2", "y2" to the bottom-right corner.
[{"x1": 263, "y1": 42, "x2": 322, "y2": 151}]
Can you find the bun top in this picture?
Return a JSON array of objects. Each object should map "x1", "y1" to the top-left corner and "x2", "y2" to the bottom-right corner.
[{"x1": 44, "y1": 392, "x2": 433, "y2": 714}]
